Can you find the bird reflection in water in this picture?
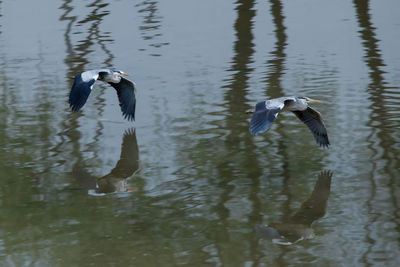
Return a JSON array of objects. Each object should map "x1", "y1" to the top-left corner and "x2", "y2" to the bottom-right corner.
[
  {"x1": 72, "y1": 128, "x2": 139, "y2": 195},
  {"x1": 256, "y1": 170, "x2": 332, "y2": 245}
]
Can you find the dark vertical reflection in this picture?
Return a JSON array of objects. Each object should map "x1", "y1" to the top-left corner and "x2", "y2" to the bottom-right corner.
[
  {"x1": 59, "y1": 0, "x2": 77, "y2": 72},
  {"x1": 61, "y1": 0, "x2": 113, "y2": 75},
  {"x1": 353, "y1": 0, "x2": 400, "y2": 264},
  {"x1": 56, "y1": 0, "x2": 81, "y2": 163},
  {"x1": 57, "y1": 0, "x2": 114, "y2": 162},
  {"x1": 0, "y1": 0, "x2": 3, "y2": 35},
  {"x1": 32, "y1": 43, "x2": 56, "y2": 172},
  {"x1": 0, "y1": 57, "x2": 8, "y2": 153},
  {"x1": 136, "y1": 0, "x2": 168, "y2": 56},
  {"x1": 69, "y1": 1, "x2": 113, "y2": 146},
  {"x1": 266, "y1": 0, "x2": 288, "y2": 199},
  {"x1": 263, "y1": 1, "x2": 291, "y2": 264},
  {"x1": 264, "y1": 0, "x2": 287, "y2": 99},
  {"x1": 224, "y1": 2, "x2": 254, "y2": 134},
  {"x1": 0, "y1": 0, "x2": 8, "y2": 153},
  {"x1": 212, "y1": 0, "x2": 263, "y2": 264}
]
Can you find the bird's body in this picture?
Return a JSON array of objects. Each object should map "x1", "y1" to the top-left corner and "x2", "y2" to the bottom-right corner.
[
  {"x1": 249, "y1": 96, "x2": 329, "y2": 147},
  {"x1": 69, "y1": 69, "x2": 136, "y2": 121}
]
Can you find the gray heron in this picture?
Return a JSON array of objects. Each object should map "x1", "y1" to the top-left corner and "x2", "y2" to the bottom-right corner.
[
  {"x1": 249, "y1": 96, "x2": 330, "y2": 147},
  {"x1": 69, "y1": 69, "x2": 136, "y2": 121}
]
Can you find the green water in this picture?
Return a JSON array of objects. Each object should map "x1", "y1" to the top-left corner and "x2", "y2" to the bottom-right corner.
[{"x1": 1, "y1": 0, "x2": 400, "y2": 266}]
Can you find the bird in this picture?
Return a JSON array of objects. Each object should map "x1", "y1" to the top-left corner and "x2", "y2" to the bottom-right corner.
[
  {"x1": 69, "y1": 69, "x2": 136, "y2": 121},
  {"x1": 248, "y1": 96, "x2": 330, "y2": 147},
  {"x1": 255, "y1": 170, "x2": 332, "y2": 245}
]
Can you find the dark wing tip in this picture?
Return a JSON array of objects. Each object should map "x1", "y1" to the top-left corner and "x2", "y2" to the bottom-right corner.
[
  {"x1": 109, "y1": 77, "x2": 136, "y2": 122},
  {"x1": 120, "y1": 90, "x2": 136, "y2": 121},
  {"x1": 319, "y1": 140, "x2": 330, "y2": 148},
  {"x1": 122, "y1": 110, "x2": 135, "y2": 121},
  {"x1": 316, "y1": 133, "x2": 330, "y2": 148},
  {"x1": 292, "y1": 107, "x2": 330, "y2": 148}
]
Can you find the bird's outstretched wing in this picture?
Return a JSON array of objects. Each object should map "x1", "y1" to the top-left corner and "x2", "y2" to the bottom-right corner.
[
  {"x1": 69, "y1": 71, "x2": 99, "y2": 112},
  {"x1": 249, "y1": 100, "x2": 284, "y2": 136},
  {"x1": 108, "y1": 77, "x2": 136, "y2": 121},
  {"x1": 292, "y1": 107, "x2": 330, "y2": 148}
]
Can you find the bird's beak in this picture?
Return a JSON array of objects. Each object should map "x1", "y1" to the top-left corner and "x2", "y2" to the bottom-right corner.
[
  {"x1": 69, "y1": 76, "x2": 75, "y2": 79},
  {"x1": 122, "y1": 73, "x2": 130, "y2": 77},
  {"x1": 310, "y1": 99, "x2": 322, "y2": 103},
  {"x1": 127, "y1": 187, "x2": 137, "y2": 192}
]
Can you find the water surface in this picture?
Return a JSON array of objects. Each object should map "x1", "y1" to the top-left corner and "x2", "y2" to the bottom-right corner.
[{"x1": 0, "y1": 0, "x2": 400, "y2": 266}]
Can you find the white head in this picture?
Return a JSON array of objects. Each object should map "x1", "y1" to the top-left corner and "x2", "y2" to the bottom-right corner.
[
  {"x1": 287, "y1": 96, "x2": 322, "y2": 111},
  {"x1": 113, "y1": 70, "x2": 130, "y2": 77},
  {"x1": 101, "y1": 69, "x2": 130, "y2": 83},
  {"x1": 298, "y1": 96, "x2": 322, "y2": 103}
]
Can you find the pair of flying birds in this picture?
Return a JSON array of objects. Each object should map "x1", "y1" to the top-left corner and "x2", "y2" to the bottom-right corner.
[{"x1": 69, "y1": 69, "x2": 329, "y2": 148}]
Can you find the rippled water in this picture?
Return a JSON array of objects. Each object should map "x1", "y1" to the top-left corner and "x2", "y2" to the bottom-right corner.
[{"x1": 0, "y1": 0, "x2": 400, "y2": 266}]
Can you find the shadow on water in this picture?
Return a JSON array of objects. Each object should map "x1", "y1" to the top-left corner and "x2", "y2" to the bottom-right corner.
[
  {"x1": 256, "y1": 170, "x2": 332, "y2": 245},
  {"x1": 72, "y1": 128, "x2": 139, "y2": 194},
  {"x1": 353, "y1": 0, "x2": 400, "y2": 264}
]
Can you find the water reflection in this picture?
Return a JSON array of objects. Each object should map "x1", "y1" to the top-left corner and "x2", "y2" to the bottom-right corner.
[
  {"x1": 56, "y1": 0, "x2": 115, "y2": 169},
  {"x1": 264, "y1": 0, "x2": 287, "y2": 99},
  {"x1": 72, "y1": 128, "x2": 139, "y2": 194},
  {"x1": 60, "y1": 0, "x2": 113, "y2": 73},
  {"x1": 256, "y1": 170, "x2": 332, "y2": 245},
  {"x1": 208, "y1": 0, "x2": 264, "y2": 263},
  {"x1": 136, "y1": 0, "x2": 168, "y2": 56},
  {"x1": 1, "y1": 0, "x2": 400, "y2": 265},
  {"x1": 0, "y1": 0, "x2": 3, "y2": 35},
  {"x1": 263, "y1": 0, "x2": 289, "y2": 152},
  {"x1": 353, "y1": 0, "x2": 400, "y2": 264},
  {"x1": 59, "y1": 0, "x2": 113, "y2": 130}
]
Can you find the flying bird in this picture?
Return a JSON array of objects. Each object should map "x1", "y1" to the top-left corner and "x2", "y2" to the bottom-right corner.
[
  {"x1": 249, "y1": 96, "x2": 329, "y2": 147},
  {"x1": 69, "y1": 69, "x2": 136, "y2": 121}
]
